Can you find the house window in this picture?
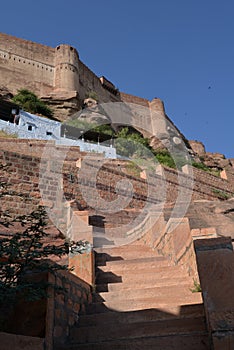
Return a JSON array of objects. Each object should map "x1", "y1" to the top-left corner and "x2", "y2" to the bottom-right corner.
[
  {"x1": 46, "y1": 131, "x2": 52, "y2": 136},
  {"x1": 28, "y1": 125, "x2": 32, "y2": 131}
]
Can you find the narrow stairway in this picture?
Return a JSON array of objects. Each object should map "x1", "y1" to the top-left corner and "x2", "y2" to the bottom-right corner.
[{"x1": 60, "y1": 244, "x2": 210, "y2": 349}]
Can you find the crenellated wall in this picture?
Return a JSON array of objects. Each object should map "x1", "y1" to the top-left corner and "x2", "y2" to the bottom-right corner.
[
  {"x1": 0, "y1": 33, "x2": 55, "y2": 96},
  {"x1": 0, "y1": 32, "x2": 120, "y2": 112}
]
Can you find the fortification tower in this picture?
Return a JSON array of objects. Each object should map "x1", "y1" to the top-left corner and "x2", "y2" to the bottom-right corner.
[
  {"x1": 54, "y1": 44, "x2": 79, "y2": 92},
  {"x1": 149, "y1": 98, "x2": 168, "y2": 138}
]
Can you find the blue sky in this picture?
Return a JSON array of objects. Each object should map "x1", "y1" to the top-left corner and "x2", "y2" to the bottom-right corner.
[{"x1": 1, "y1": 0, "x2": 234, "y2": 158}]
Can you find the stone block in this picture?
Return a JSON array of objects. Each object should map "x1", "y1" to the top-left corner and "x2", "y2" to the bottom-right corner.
[
  {"x1": 212, "y1": 331, "x2": 234, "y2": 350},
  {"x1": 69, "y1": 251, "x2": 94, "y2": 286},
  {"x1": 0, "y1": 332, "x2": 44, "y2": 350},
  {"x1": 195, "y1": 237, "x2": 234, "y2": 347}
]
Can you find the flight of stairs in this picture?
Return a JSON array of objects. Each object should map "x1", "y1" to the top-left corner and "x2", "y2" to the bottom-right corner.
[{"x1": 58, "y1": 244, "x2": 210, "y2": 349}]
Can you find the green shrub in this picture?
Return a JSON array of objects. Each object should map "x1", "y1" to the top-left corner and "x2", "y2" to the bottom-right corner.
[
  {"x1": 192, "y1": 162, "x2": 220, "y2": 177},
  {"x1": 85, "y1": 90, "x2": 99, "y2": 102},
  {"x1": 115, "y1": 127, "x2": 151, "y2": 158},
  {"x1": 212, "y1": 188, "x2": 232, "y2": 200},
  {"x1": 12, "y1": 89, "x2": 53, "y2": 117},
  {"x1": 190, "y1": 279, "x2": 202, "y2": 293},
  {"x1": 154, "y1": 150, "x2": 176, "y2": 169}
]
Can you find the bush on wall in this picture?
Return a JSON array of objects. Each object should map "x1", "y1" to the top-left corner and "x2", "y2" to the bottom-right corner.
[{"x1": 12, "y1": 89, "x2": 53, "y2": 117}]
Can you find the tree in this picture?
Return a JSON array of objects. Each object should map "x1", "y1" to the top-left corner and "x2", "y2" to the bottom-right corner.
[
  {"x1": 12, "y1": 89, "x2": 53, "y2": 117},
  {"x1": 0, "y1": 175, "x2": 91, "y2": 332},
  {"x1": 0, "y1": 207, "x2": 69, "y2": 305}
]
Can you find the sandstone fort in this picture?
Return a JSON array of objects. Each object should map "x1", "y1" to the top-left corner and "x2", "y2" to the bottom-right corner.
[{"x1": 0, "y1": 33, "x2": 234, "y2": 350}]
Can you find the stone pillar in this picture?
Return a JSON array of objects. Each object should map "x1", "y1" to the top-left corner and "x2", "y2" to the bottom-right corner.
[
  {"x1": 68, "y1": 210, "x2": 94, "y2": 286},
  {"x1": 194, "y1": 237, "x2": 234, "y2": 349}
]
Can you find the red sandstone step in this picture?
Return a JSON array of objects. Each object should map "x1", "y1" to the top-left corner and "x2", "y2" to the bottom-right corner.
[
  {"x1": 98, "y1": 256, "x2": 171, "y2": 272},
  {"x1": 58, "y1": 333, "x2": 210, "y2": 350},
  {"x1": 78, "y1": 303, "x2": 205, "y2": 327},
  {"x1": 94, "y1": 284, "x2": 195, "y2": 303},
  {"x1": 96, "y1": 275, "x2": 192, "y2": 292},
  {"x1": 95, "y1": 253, "x2": 161, "y2": 266},
  {"x1": 95, "y1": 244, "x2": 155, "y2": 253},
  {"x1": 95, "y1": 265, "x2": 187, "y2": 284},
  {"x1": 86, "y1": 292, "x2": 203, "y2": 313},
  {"x1": 70, "y1": 315, "x2": 207, "y2": 344},
  {"x1": 95, "y1": 254, "x2": 124, "y2": 266},
  {"x1": 94, "y1": 245, "x2": 158, "y2": 260}
]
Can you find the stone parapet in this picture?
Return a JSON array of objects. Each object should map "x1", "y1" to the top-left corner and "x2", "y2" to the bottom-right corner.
[{"x1": 194, "y1": 237, "x2": 234, "y2": 349}]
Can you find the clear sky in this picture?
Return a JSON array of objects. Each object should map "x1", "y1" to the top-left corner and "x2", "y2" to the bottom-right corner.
[{"x1": 1, "y1": 0, "x2": 234, "y2": 158}]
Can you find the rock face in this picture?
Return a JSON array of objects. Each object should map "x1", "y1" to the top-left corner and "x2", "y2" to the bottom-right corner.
[
  {"x1": 0, "y1": 86, "x2": 13, "y2": 100},
  {"x1": 203, "y1": 152, "x2": 232, "y2": 169},
  {"x1": 186, "y1": 199, "x2": 234, "y2": 238},
  {"x1": 189, "y1": 140, "x2": 206, "y2": 157},
  {"x1": 189, "y1": 140, "x2": 233, "y2": 171},
  {"x1": 76, "y1": 99, "x2": 112, "y2": 125},
  {"x1": 41, "y1": 91, "x2": 81, "y2": 121}
]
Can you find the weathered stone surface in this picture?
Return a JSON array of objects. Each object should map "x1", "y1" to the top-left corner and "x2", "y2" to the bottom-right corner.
[
  {"x1": 63, "y1": 242, "x2": 208, "y2": 349},
  {"x1": 195, "y1": 237, "x2": 234, "y2": 349},
  {"x1": 186, "y1": 199, "x2": 234, "y2": 238},
  {"x1": 0, "y1": 332, "x2": 44, "y2": 350},
  {"x1": 189, "y1": 140, "x2": 206, "y2": 156}
]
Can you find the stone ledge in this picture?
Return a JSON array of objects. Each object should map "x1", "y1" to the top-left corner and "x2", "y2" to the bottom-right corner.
[{"x1": 194, "y1": 236, "x2": 233, "y2": 252}]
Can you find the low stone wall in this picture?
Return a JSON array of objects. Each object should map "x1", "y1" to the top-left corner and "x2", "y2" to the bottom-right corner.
[
  {"x1": 153, "y1": 218, "x2": 197, "y2": 277},
  {"x1": 194, "y1": 237, "x2": 234, "y2": 349},
  {"x1": 46, "y1": 270, "x2": 92, "y2": 349},
  {"x1": 0, "y1": 332, "x2": 44, "y2": 350},
  {"x1": 153, "y1": 216, "x2": 217, "y2": 279}
]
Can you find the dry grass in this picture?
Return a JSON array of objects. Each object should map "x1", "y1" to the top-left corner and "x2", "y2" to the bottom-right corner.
[{"x1": 0, "y1": 130, "x2": 18, "y2": 138}]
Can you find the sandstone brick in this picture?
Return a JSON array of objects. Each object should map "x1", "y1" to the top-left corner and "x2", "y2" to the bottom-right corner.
[
  {"x1": 53, "y1": 325, "x2": 63, "y2": 338},
  {"x1": 56, "y1": 293, "x2": 65, "y2": 305}
]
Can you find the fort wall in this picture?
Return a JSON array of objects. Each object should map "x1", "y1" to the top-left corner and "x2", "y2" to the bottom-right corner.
[
  {"x1": 0, "y1": 140, "x2": 233, "y2": 224},
  {"x1": 0, "y1": 33, "x2": 120, "y2": 111},
  {"x1": 0, "y1": 33, "x2": 55, "y2": 96}
]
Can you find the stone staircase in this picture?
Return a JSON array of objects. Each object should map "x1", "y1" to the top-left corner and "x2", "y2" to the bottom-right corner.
[{"x1": 58, "y1": 244, "x2": 210, "y2": 349}]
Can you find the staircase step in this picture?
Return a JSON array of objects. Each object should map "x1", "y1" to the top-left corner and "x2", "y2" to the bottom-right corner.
[
  {"x1": 70, "y1": 316, "x2": 207, "y2": 344},
  {"x1": 94, "y1": 245, "x2": 157, "y2": 261},
  {"x1": 98, "y1": 256, "x2": 171, "y2": 271},
  {"x1": 95, "y1": 265, "x2": 187, "y2": 284},
  {"x1": 95, "y1": 245, "x2": 155, "y2": 253},
  {"x1": 58, "y1": 333, "x2": 210, "y2": 350},
  {"x1": 95, "y1": 251, "x2": 162, "y2": 265},
  {"x1": 78, "y1": 303, "x2": 205, "y2": 327},
  {"x1": 94, "y1": 284, "x2": 195, "y2": 303},
  {"x1": 95, "y1": 253, "x2": 124, "y2": 266},
  {"x1": 86, "y1": 292, "x2": 203, "y2": 313},
  {"x1": 95, "y1": 275, "x2": 192, "y2": 292}
]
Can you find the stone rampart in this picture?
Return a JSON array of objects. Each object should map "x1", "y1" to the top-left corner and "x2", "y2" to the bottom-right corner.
[
  {"x1": 0, "y1": 140, "x2": 233, "y2": 227},
  {"x1": 0, "y1": 33, "x2": 120, "y2": 111},
  {"x1": 46, "y1": 271, "x2": 92, "y2": 349}
]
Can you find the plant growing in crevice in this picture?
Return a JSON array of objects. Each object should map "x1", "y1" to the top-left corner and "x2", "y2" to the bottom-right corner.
[
  {"x1": 190, "y1": 278, "x2": 202, "y2": 293},
  {"x1": 85, "y1": 90, "x2": 99, "y2": 102},
  {"x1": 192, "y1": 161, "x2": 220, "y2": 177},
  {"x1": 212, "y1": 188, "x2": 232, "y2": 200}
]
